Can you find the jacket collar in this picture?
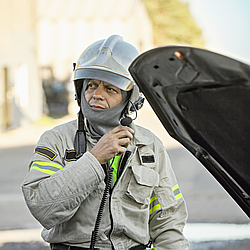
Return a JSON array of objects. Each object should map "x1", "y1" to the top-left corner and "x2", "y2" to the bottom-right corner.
[{"x1": 130, "y1": 122, "x2": 153, "y2": 146}]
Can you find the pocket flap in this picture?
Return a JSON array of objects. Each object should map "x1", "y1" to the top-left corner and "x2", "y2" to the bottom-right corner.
[{"x1": 131, "y1": 165, "x2": 159, "y2": 186}]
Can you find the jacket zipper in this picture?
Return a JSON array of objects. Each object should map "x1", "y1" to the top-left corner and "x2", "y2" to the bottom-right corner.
[{"x1": 117, "y1": 151, "x2": 132, "y2": 181}]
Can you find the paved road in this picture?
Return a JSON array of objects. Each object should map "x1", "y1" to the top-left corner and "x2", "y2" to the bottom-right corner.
[
  {"x1": 168, "y1": 146, "x2": 249, "y2": 224},
  {"x1": 0, "y1": 145, "x2": 41, "y2": 230}
]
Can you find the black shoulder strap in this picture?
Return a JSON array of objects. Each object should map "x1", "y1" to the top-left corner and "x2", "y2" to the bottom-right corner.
[{"x1": 74, "y1": 109, "x2": 86, "y2": 159}]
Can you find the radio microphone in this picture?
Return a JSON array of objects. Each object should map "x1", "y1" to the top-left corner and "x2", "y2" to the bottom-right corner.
[{"x1": 120, "y1": 116, "x2": 132, "y2": 126}]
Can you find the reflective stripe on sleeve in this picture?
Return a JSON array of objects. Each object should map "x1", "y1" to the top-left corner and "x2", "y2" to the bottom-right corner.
[
  {"x1": 149, "y1": 195, "x2": 161, "y2": 215},
  {"x1": 172, "y1": 184, "x2": 183, "y2": 200},
  {"x1": 30, "y1": 161, "x2": 63, "y2": 175}
]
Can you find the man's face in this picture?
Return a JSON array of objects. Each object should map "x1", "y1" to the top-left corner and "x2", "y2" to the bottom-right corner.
[{"x1": 84, "y1": 79, "x2": 123, "y2": 109}]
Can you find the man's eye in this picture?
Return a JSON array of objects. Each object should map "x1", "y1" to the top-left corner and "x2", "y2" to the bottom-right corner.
[
  {"x1": 108, "y1": 87, "x2": 116, "y2": 92},
  {"x1": 88, "y1": 83, "x2": 97, "y2": 89},
  {"x1": 106, "y1": 86, "x2": 119, "y2": 93}
]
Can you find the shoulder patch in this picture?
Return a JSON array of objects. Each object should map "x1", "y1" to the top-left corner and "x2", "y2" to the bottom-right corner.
[
  {"x1": 141, "y1": 155, "x2": 155, "y2": 163},
  {"x1": 65, "y1": 149, "x2": 77, "y2": 161},
  {"x1": 35, "y1": 146, "x2": 57, "y2": 160}
]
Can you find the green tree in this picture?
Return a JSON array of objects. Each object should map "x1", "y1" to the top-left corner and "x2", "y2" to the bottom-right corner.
[{"x1": 144, "y1": 0, "x2": 204, "y2": 47}]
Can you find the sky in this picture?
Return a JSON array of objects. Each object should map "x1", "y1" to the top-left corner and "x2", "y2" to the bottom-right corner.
[{"x1": 183, "y1": 0, "x2": 250, "y2": 64}]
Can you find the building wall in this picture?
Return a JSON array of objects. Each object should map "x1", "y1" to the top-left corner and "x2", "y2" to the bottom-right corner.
[
  {"x1": 0, "y1": 0, "x2": 153, "y2": 131},
  {"x1": 0, "y1": 0, "x2": 43, "y2": 131}
]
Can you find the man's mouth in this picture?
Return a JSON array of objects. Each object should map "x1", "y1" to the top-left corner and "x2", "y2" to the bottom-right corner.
[{"x1": 90, "y1": 104, "x2": 105, "y2": 110}]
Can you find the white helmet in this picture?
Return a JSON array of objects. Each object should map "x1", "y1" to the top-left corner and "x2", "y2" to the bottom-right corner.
[{"x1": 72, "y1": 35, "x2": 141, "y2": 106}]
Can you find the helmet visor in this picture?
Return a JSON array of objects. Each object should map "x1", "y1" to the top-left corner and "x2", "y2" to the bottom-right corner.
[{"x1": 72, "y1": 68, "x2": 134, "y2": 91}]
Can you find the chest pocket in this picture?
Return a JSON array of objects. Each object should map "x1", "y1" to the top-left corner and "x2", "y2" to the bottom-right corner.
[{"x1": 126, "y1": 165, "x2": 159, "y2": 204}]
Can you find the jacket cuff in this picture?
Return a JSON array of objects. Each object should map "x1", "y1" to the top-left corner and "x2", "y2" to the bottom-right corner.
[{"x1": 79, "y1": 151, "x2": 106, "y2": 181}]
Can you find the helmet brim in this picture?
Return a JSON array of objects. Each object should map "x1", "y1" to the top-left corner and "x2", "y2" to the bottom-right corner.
[{"x1": 72, "y1": 67, "x2": 134, "y2": 91}]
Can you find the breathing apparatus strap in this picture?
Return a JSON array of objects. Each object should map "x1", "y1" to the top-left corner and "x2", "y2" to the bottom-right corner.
[{"x1": 74, "y1": 109, "x2": 86, "y2": 158}]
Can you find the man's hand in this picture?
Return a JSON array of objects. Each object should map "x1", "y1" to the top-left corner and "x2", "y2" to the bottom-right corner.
[{"x1": 89, "y1": 125, "x2": 134, "y2": 164}]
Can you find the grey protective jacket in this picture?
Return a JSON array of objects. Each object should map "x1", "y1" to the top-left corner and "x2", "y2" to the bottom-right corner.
[{"x1": 22, "y1": 120, "x2": 189, "y2": 250}]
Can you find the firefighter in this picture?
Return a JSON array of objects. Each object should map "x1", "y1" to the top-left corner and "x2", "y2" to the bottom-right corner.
[{"x1": 22, "y1": 35, "x2": 189, "y2": 250}]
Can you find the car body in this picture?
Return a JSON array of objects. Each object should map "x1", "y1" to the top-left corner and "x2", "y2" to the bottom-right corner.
[{"x1": 129, "y1": 45, "x2": 250, "y2": 217}]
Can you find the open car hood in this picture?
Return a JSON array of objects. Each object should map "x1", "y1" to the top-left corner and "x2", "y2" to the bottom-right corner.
[{"x1": 129, "y1": 46, "x2": 250, "y2": 217}]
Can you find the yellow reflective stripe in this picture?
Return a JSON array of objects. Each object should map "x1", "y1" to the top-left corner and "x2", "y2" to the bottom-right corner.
[
  {"x1": 172, "y1": 184, "x2": 183, "y2": 200},
  {"x1": 172, "y1": 184, "x2": 179, "y2": 191},
  {"x1": 149, "y1": 195, "x2": 162, "y2": 215},
  {"x1": 30, "y1": 161, "x2": 63, "y2": 175},
  {"x1": 150, "y1": 195, "x2": 157, "y2": 203},
  {"x1": 149, "y1": 204, "x2": 161, "y2": 215},
  {"x1": 175, "y1": 193, "x2": 183, "y2": 199},
  {"x1": 30, "y1": 166, "x2": 57, "y2": 175},
  {"x1": 32, "y1": 161, "x2": 63, "y2": 169}
]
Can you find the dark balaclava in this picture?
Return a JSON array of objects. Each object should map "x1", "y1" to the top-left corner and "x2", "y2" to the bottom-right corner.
[{"x1": 81, "y1": 79, "x2": 130, "y2": 139}]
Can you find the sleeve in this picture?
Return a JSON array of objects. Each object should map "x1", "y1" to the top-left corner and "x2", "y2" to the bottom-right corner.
[
  {"x1": 149, "y1": 146, "x2": 189, "y2": 250},
  {"x1": 21, "y1": 129, "x2": 105, "y2": 230}
]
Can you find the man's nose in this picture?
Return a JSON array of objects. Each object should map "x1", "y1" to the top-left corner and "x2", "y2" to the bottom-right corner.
[{"x1": 93, "y1": 83, "x2": 104, "y2": 99}]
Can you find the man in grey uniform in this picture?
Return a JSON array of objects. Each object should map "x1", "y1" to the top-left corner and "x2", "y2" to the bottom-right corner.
[{"x1": 22, "y1": 35, "x2": 189, "y2": 250}]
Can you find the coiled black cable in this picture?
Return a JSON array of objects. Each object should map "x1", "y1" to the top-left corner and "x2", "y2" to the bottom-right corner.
[{"x1": 90, "y1": 158, "x2": 115, "y2": 250}]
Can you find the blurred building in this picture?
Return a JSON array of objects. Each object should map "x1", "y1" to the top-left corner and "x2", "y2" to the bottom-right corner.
[
  {"x1": 0, "y1": 0, "x2": 41, "y2": 130},
  {"x1": 0, "y1": 0, "x2": 153, "y2": 131}
]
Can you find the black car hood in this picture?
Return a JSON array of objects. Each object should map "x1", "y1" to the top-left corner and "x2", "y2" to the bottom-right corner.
[{"x1": 129, "y1": 46, "x2": 250, "y2": 217}]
